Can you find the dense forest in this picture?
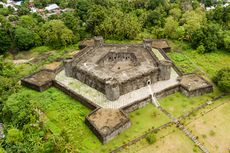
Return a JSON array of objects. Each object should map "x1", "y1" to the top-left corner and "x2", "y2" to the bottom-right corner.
[
  {"x1": 0, "y1": 0, "x2": 230, "y2": 53},
  {"x1": 0, "y1": 0, "x2": 230, "y2": 152}
]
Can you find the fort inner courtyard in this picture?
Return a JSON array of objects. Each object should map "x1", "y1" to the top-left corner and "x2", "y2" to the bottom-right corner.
[{"x1": 22, "y1": 37, "x2": 213, "y2": 144}]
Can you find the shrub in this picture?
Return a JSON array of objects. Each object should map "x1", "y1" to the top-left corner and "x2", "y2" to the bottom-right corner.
[
  {"x1": 6, "y1": 128, "x2": 23, "y2": 144},
  {"x1": 209, "y1": 130, "x2": 216, "y2": 136},
  {"x1": 197, "y1": 45, "x2": 205, "y2": 54},
  {"x1": 146, "y1": 133, "x2": 156, "y2": 144},
  {"x1": 213, "y1": 68, "x2": 230, "y2": 93}
]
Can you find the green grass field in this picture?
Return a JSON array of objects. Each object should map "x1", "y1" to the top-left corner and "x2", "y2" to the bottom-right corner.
[
  {"x1": 8, "y1": 87, "x2": 170, "y2": 153},
  {"x1": 159, "y1": 90, "x2": 221, "y2": 118},
  {"x1": 186, "y1": 96, "x2": 230, "y2": 153},
  {"x1": 168, "y1": 41, "x2": 230, "y2": 79},
  {"x1": 120, "y1": 125, "x2": 201, "y2": 153}
]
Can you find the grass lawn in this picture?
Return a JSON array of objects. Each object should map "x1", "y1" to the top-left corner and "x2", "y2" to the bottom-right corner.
[
  {"x1": 121, "y1": 125, "x2": 201, "y2": 153},
  {"x1": 168, "y1": 41, "x2": 230, "y2": 79},
  {"x1": 8, "y1": 87, "x2": 170, "y2": 153},
  {"x1": 183, "y1": 96, "x2": 230, "y2": 153},
  {"x1": 159, "y1": 89, "x2": 221, "y2": 118}
]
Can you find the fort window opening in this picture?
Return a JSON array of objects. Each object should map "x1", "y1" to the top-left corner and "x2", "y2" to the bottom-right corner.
[{"x1": 147, "y1": 80, "x2": 151, "y2": 85}]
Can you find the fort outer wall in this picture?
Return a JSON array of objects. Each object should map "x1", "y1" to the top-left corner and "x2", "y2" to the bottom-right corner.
[{"x1": 63, "y1": 59, "x2": 172, "y2": 101}]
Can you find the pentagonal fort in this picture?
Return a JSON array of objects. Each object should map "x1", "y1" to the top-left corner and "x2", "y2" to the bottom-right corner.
[{"x1": 63, "y1": 37, "x2": 172, "y2": 101}]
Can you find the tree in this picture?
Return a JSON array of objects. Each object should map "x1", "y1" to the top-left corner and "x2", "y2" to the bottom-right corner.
[
  {"x1": 146, "y1": 133, "x2": 156, "y2": 144},
  {"x1": 40, "y1": 20, "x2": 74, "y2": 48},
  {"x1": 181, "y1": 9, "x2": 206, "y2": 40},
  {"x1": 223, "y1": 31, "x2": 230, "y2": 51},
  {"x1": 60, "y1": 12, "x2": 82, "y2": 39},
  {"x1": 191, "y1": 23, "x2": 222, "y2": 52},
  {"x1": 169, "y1": 8, "x2": 181, "y2": 20},
  {"x1": 213, "y1": 68, "x2": 230, "y2": 93},
  {"x1": 0, "y1": 15, "x2": 14, "y2": 54},
  {"x1": 18, "y1": 15, "x2": 38, "y2": 30},
  {"x1": 95, "y1": 9, "x2": 142, "y2": 40},
  {"x1": 17, "y1": 6, "x2": 30, "y2": 16},
  {"x1": 15, "y1": 27, "x2": 35, "y2": 50},
  {"x1": 0, "y1": 28, "x2": 11, "y2": 54},
  {"x1": 164, "y1": 16, "x2": 179, "y2": 39}
]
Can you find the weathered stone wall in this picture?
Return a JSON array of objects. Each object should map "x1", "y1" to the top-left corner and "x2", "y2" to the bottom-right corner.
[
  {"x1": 103, "y1": 121, "x2": 131, "y2": 144},
  {"x1": 53, "y1": 80, "x2": 98, "y2": 110},
  {"x1": 98, "y1": 52, "x2": 138, "y2": 66},
  {"x1": 119, "y1": 71, "x2": 158, "y2": 95},
  {"x1": 85, "y1": 108, "x2": 131, "y2": 144},
  {"x1": 65, "y1": 62, "x2": 159, "y2": 101},
  {"x1": 105, "y1": 80, "x2": 120, "y2": 101},
  {"x1": 63, "y1": 58, "x2": 74, "y2": 77},
  {"x1": 122, "y1": 84, "x2": 180, "y2": 113},
  {"x1": 73, "y1": 67, "x2": 106, "y2": 93},
  {"x1": 21, "y1": 79, "x2": 53, "y2": 92},
  {"x1": 158, "y1": 60, "x2": 171, "y2": 81},
  {"x1": 156, "y1": 84, "x2": 180, "y2": 98},
  {"x1": 122, "y1": 97, "x2": 150, "y2": 114},
  {"x1": 156, "y1": 48, "x2": 183, "y2": 76},
  {"x1": 180, "y1": 85, "x2": 213, "y2": 97}
]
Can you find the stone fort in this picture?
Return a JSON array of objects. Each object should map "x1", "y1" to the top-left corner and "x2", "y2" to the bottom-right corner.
[
  {"x1": 64, "y1": 37, "x2": 172, "y2": 101},
  {"x1": 21, "y1": 36, "x2": 213, "y2": 144}
]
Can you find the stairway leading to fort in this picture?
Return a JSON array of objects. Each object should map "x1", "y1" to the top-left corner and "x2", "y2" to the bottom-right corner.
[{"x1": 148, "y1": 85, "x2": 160, "y2": 107}]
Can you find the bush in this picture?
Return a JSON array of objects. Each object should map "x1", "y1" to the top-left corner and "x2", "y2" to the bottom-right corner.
[
  {"x1": 146, "y1": 133, "x2": 156, "y2": 144},
  {"x1": 209, "y1": 130, "x2": 216, "y2": 136},
  {"x1": 6, "y1": 128, "x2": 23, "y2": 144},
  {"x1": 197, "y1": 45, "x2": 205, "y2": 54},
  {"x1": 213, "y1": 68, "x2": 230, "y2": 93}
]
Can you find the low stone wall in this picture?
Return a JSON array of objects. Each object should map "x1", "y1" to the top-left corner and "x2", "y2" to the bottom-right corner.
[
  {"x1": 122, "y1": 84, "x2": 180, "y2": 113},
  {"x1": 157, "y1": 48, "x2": 183, "y2": 76},
  {"x1": 122, "y1": 97, "x2": 150, "y2": 114},
  {"x1": 85, "y1": 108, "x2": 131, "y2": 144},
  {"x1": 85, "y1": 110, "x2": 104, "y2": 142},
  {"x1": 21, "y1": 70, "x2": 54, "y2": 92},
  {"x1": 156, "y1": 84, "x2": 180, "y2": 98},
  {"x1": 21, "y1": 79, "x2": 52, "y2": 92},
  {"x1": 180, "y1": 85, "x2": 213, "y2": 97},
  {"x1": 104, "y1": 121, "x2": 131, "y2": 144},
  {"x1": 53, "y1": 80, "x2": 98, "y2": 110}
]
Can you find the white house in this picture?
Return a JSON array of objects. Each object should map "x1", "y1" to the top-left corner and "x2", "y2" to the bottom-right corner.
[{"x1": 45, "y1": 4, "x2": 59, "y2": 12}]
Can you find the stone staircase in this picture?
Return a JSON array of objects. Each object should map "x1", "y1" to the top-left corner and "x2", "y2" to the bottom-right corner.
[{"x1": 178, "y1": 124, "x2": 210, "y2": 153}]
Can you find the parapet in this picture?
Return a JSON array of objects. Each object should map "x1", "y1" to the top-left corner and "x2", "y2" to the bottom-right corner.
[
  {"x1": 94, "y1": 36, "x2": 104, "y2": 47},
  {"x1": 158, "y1": 60, "x2": 172, "y2": 81},
  {"x1": 143, "y1": 38, "x2": 153, "y2": 49},
  {"x1": 63, "y1": 57, "x2": 74, "y2": 77}
]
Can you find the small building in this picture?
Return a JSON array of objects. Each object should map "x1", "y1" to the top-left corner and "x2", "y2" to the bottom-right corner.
[
  {"x1": 15, "y1": 1, "x2": 22, "y2": 6},
  {"x1": 152, "y1": 39, "x2": 171, "y2": 52},
  {"x1": 45, "y1": 4, "x2": 59, "y2": 12},
  {"x1": 206, "y1": 6, "x2": 215, "y2": 11},
  {"x1": 224, "y1": 3, "x2": 229, "y2": 7}
]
